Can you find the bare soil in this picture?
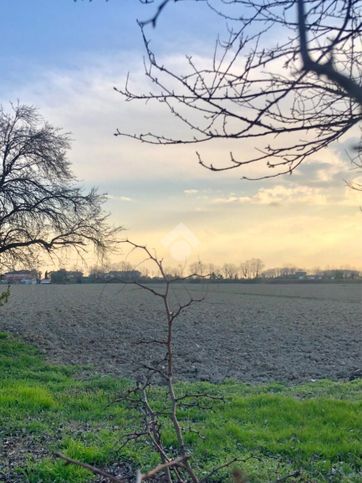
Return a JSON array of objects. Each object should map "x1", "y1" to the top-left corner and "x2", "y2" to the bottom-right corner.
[{"x1": 0, "y1": 283, "x2": 361, "y2": 383}]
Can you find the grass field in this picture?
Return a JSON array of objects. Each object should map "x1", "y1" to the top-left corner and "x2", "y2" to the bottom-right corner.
[{"x1": 0, "y1": 332, "x2": 361, "y2": 482}]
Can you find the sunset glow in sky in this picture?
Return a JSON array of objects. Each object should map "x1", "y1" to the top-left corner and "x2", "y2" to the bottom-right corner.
[{"x1": 1, "y1": 0, "x2": 361, "y2": 270}]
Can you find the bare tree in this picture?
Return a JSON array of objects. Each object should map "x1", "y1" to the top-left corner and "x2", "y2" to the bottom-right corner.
[
  {"x1": 249, "y1": 258, "x2": 265, "y2": 279},
  {"x1": 189, "y1": 259, "x2": 206, "y2": 277},
  {"x1": 222, "y1": 262, "x2": 238, "y2": 279},
  {"x1": 119, "y1": 260, "x2": 134, "y2": 271},
  {"x1": 239, "y1": 261, "x2": 250, "y2": 280},
  {"x1": 0, "y1": 104, "x2": 120, "y2": 268},
  {"x1": 115, "y1": 0, "x2": 361, "y2": 179},
  {"x1": 279, "y1": 266, "x2": 298, "y2": 277},
  {"x1": 239, "y1": 258, "x2": 264, "y2": 279},
  {"x1": 56, "y1": 241, "x2": 239, "y2": 482}
]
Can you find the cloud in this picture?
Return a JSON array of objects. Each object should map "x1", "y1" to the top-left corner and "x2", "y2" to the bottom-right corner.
[
  {"x1": 2, "y1": 50, "x2": 358, "y2": 190},
  {"x1": 212, "y1": 185, "x2": 328, "y2": 206},
  {"x1": 3, "y1": 53, "x2": 222, "y2": 185},
  {"x1": 107, "y1": 195, "x2": 133, "y2": 202},
  {"x1": 184, "y1": 189, "x2": 199, "y2": 194}
]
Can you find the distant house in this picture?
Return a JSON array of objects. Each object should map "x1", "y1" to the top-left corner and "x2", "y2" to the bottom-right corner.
[
  {"x1": 66, "y1": 271, "x2": 83, "y2": 283},
  {"x1": 40, "y1": 278, "x2": 51, "y2": 284},
  {"x1": 3, "y1": 270, "x2": 38, "y2": 285},
  {"x1": 105, "y1": 270, "x2": 142, "y2": 282},
  {"x1": 50, "y1": 269, "x2": 83, "y2": 284},
  {"x1": 295, "y1": 271, "x2": 307, "y2": 280},
  {"x1": 261, "y1": 268, "x2": 307, "y2": 280},
  {"x1": 317, "y1": 269, "x2": 360, "y2": 280}
]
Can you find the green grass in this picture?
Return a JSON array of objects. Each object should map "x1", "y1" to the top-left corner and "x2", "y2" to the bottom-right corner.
[{"x1": 0, "y1": 332, "x2": 361, "y2": 482}]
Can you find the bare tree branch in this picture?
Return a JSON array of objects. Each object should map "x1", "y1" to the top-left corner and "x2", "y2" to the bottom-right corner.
[
  {"x1": 54, "y1": 452, "x2": 126, "y2": 482},
  {"x1": 138, "y1": 455, "x2": 189, "y2": 481},
  {"x1": 297, "y1": 0, "x2": 362, "y2": 105},
  {"x1": 115, "y1": 0, "x2": 361, "y2": 178}
]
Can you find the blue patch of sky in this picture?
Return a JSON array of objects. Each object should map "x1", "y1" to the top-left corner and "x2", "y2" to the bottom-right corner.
[{"x1": 0, "y1": 0, "x2": 222, "y2": 90}]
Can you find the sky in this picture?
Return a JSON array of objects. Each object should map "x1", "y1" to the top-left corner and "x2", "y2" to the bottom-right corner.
[{"x1": 1, "y1": 0, "x2": 362, "y2": 271}]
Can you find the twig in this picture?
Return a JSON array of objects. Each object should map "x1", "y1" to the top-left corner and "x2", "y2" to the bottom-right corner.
[
  {"x1": 139, "y1": 455, "x2": 189, "y2": 480},
  {"x1": 54, "y1": 452, "x2": 126, "y2": 482},
  {"x1": 200, "y1": 457, "x2": 243, "y2": 482},
  {"x1": 275, "y1": 469, "x2": 301, "y2": 482}
]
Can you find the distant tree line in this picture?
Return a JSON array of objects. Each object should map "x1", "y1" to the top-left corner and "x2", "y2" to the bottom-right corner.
[
  {"x1": 3, "y1": 262, "x2": 360, "y2": 285},
  {"x1": 44, "y1": 263, "x2": 362, "y2": 284}
]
